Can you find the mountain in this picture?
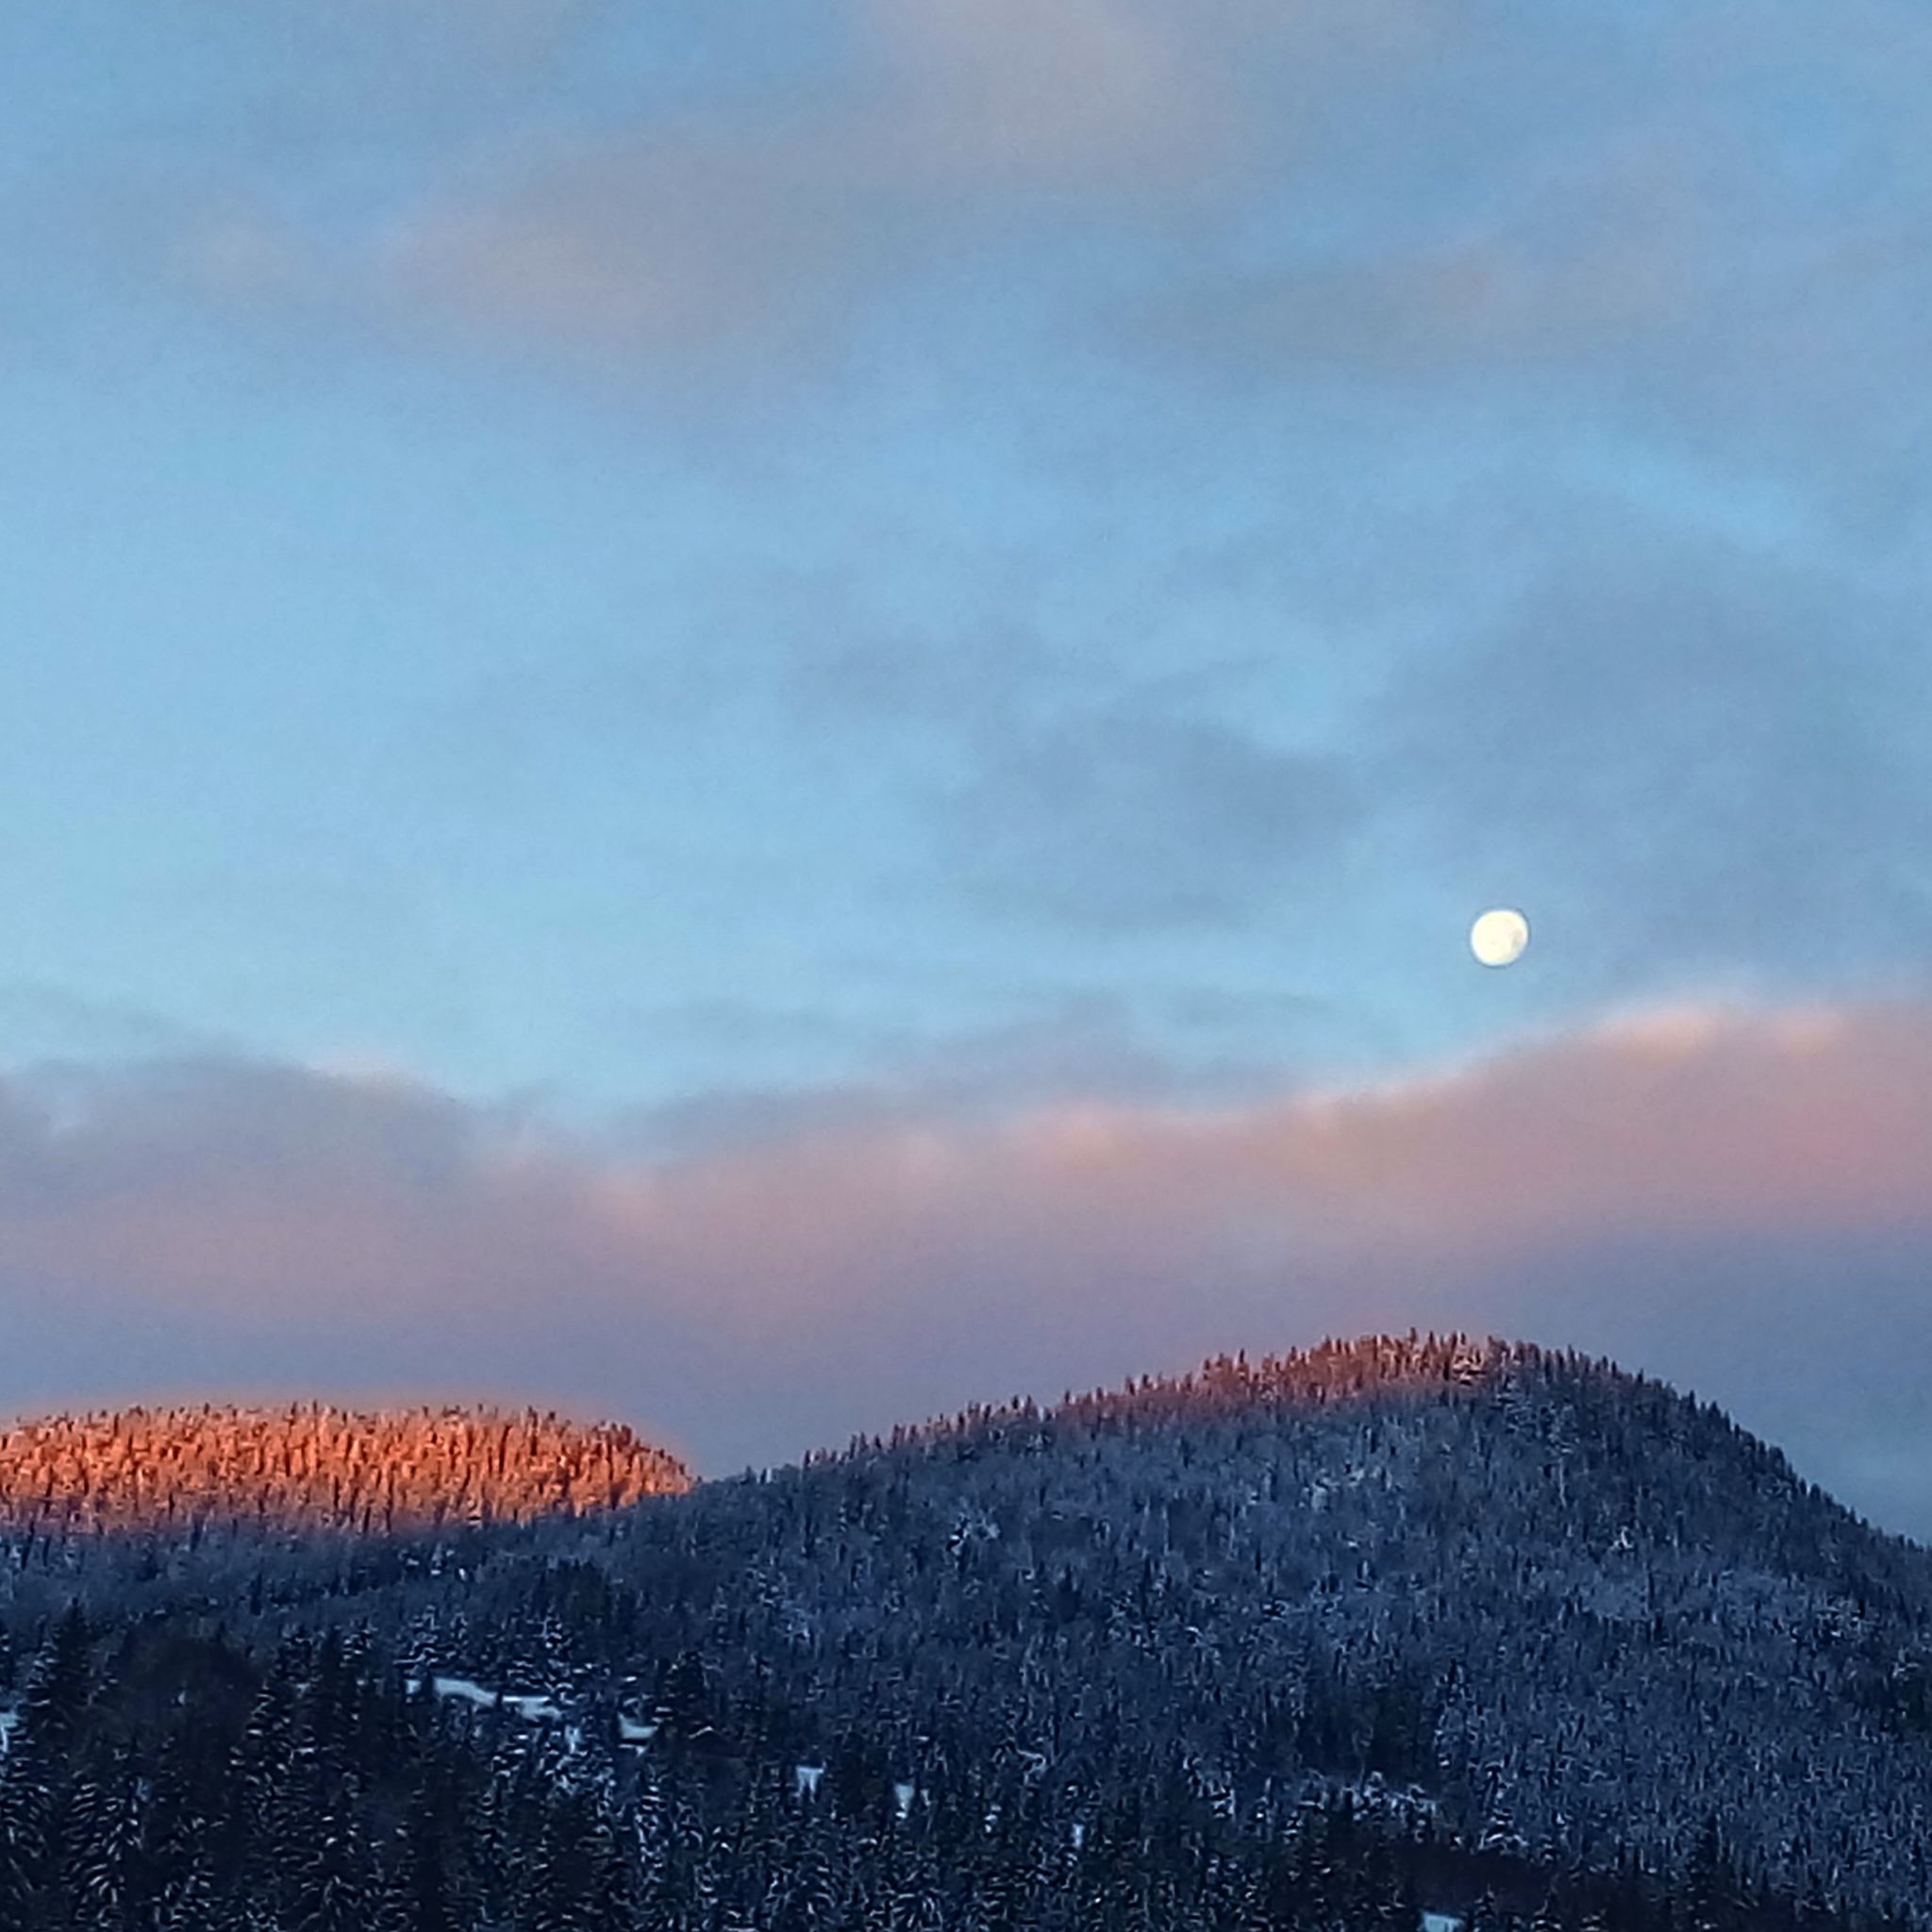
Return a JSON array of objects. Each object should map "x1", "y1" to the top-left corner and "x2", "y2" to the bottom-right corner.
[
  {"x1": 430, "y1": 1334, "x2": 1932, "y2": 1923},
  {"x1": 0, "y1": 1333, "x2": 1925, "y2": 1931},
  {"x1": 0, "y1": 1402, "x2": 691, "y2": 1535}
]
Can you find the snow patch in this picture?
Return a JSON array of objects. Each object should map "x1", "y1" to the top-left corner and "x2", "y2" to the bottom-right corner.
[
  {"x1": 503, "y1": 1693, "x2": 563, "y2": 1723},
  {"x1": 406, "y1": 1676, "x2": 562, "y2": 1724}
]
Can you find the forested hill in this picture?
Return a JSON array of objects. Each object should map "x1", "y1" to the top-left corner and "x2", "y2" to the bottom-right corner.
[
  {"x1": 433, "y1": 1332, "x2": 1929, "y2": 1927},
  {"x1": 862, "y1": 1329, "x2": 1927, "y2": 1591},
  {"x1": 1, "y1": 1335, "x2": 1930, "y2": 1930},
  {"x1": 0, "y1": 1403, "x2": 691, "y2": 1534}
]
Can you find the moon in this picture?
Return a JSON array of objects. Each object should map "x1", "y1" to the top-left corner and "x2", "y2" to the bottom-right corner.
[{"x1": 1470, "y1": 907, "x2": 1530, "y2": 968}]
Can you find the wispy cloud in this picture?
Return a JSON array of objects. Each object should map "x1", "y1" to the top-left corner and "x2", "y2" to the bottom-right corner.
[
  {"x1": 371, "y1": 2, "x2": 1259, "y2": 366},
  {"x1": 1124, "y1": 0, "x2": 1932, "y2": 504},
  {"x1": 941, "y1": 705, "x2": 1357, "y2": 929},
  {"x1": 133, "y1": 0, "x2": 1425, "y2": 375}
]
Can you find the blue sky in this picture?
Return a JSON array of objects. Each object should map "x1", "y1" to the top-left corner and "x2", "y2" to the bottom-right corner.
[{"x1": 3, "y1": 1, "x2": 1932, "y2": 1523}]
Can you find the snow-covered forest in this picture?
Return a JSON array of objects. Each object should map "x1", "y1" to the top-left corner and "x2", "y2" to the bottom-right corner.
[{"x1": 0, "y1": 1334, "x2": 1925, "y2": 1930}]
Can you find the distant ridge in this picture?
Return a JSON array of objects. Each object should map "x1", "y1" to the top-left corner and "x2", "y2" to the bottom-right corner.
[
  {"x1": 848, "y1": 1328, "x2": 1810, "y2": 1462},
  {"x1": 0, "y1": 1402, "x2": 691, "y2": 1535},
  {"x1": 846, "y1": 1328, "x2": 1556, "y2": 1451},
  {"x1": 839, "y1": 1328, "x2": 1922, "y2": 1581}
]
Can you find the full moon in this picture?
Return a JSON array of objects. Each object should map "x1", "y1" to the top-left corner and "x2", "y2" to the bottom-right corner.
[{"x1": 1470, "y1": 907, "x2": 1530, "y2": 967}]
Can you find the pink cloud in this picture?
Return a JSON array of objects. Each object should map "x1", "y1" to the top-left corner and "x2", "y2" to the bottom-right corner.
[
  {"x1": 8, "y1": 1000, "x2": 1931, "y2": 1319},
  {"x1": 598, "y1": 999, "x2": 1932, "y2": 1306}
]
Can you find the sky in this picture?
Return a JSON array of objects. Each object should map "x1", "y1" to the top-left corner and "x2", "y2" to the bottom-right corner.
[{"x1": 3, "y1": 1, "x2": 1932, "y2": 1529}]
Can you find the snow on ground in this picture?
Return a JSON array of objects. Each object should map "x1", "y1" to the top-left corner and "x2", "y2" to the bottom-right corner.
[
  {"x1": 408, "y1": 1675, "x2": 494, "y2": 1708},
  {"x1": 500, "y1": 1692, "x2": 563, "y2": 1723},
  {"x1": 400, "y1": 1676, "x2": 673, "y2": 1761},
  {"x1": 406, "y1": 1677, "x2": 562, "y2": 1724},
  {"x1": 1423, "y1": 1912, "x2": 1467, "y2": 1932}
]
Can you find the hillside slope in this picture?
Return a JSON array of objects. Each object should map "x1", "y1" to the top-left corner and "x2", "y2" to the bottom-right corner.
[
  {"x1": 1, "y1": 1336, "x2": 1926, "y2": 1927},
  {"x1": 436, "y1": 1333, "x2": 1931, "y2": 1924}
]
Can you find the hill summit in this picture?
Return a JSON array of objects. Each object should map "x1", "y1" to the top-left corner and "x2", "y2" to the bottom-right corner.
[{"x1": 0, "y1": 1402, "x2": 691, "y2": 1535}]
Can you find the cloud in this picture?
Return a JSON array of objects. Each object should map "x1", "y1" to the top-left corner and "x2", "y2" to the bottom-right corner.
[
  {"x1": 146, "y1": 0, "x2": 1412, "y2": 373},
  {"x1": 1371, "y1": 505, "x2": 1932, "y2": 991},
  {"x1": 44, "y1": 0, "x2": 1932, "y2": 467},
  {"x1": 1123, "y1": 0, "x2": 1932, "y2": 501},
  {"x1": 366, "y1": 0, "x2": 1265, "y2": 365},
  {"x1": 851, "y1": 0, "x2": 1288, "y2": 191},
  {"x1": 5, "y1": 997, "x2": 1932, "y2": 1532},
  {"x1": 410, "y1": 580, "x2": 1350, "y2": 936},
  {"x1": 611, "y1": 989, "x2": 1289, "y2": 1161},
  {"x1": 941, "y1": 705, "x2": 1357, "y2": 929}
]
